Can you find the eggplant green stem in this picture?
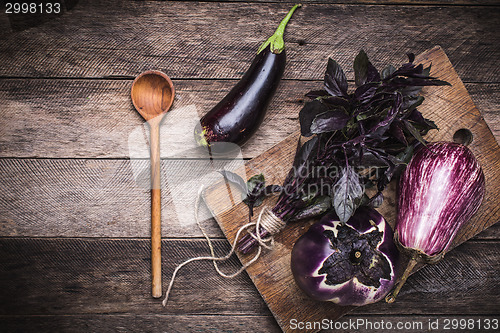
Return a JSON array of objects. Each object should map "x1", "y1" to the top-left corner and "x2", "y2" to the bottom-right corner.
[
  {"x1": 385, "y1": 256, "x2": 418, "y2": 303},
  {"x1": 257, "y1": 4, "x2": 302, "y2": 55}
]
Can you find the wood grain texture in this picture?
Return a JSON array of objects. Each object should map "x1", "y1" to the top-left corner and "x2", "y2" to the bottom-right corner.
[
  {"x1": 1, "y1": 315, "x2": 499, "y2": 333},
  {"x1": 0, "y1": 238, "x2": 269, "y2": 316},
  {"x1": 0, "y1": 79, "x2": 305, "y2": 159},
  {"x1": 0, "y1": 157, "x2": 498, "y2": 239},
  {"x1": 0, "y1": 314, "x2": 280, "y2": 333},
  {"x1": 466, "y1": 83, "x2": 500, "y2": 144},
  {"x1": 0, "y1": 158, "x2": 249, "y2": 238},
  {"x1": 187, "y1": 0, "x2": 500, "y2": 4},
  {"x1": 0, "y1": 238, "x2": 497, "y2": 318},
  {"x1": 149, "y1": 118, "x2": 165, "y2": 298},
  {"x1": 203, "y1": 47, "x2": 500, "y2": 332},
  {"x1": 0, "y1": 1, "x2": 498, "y2": 83},
  {"x1": 0, "y1": 79, "x2": 497, "y2": 160},
  {"x1": 133, "y1": 0, "x2": 500, "y2": 4}
]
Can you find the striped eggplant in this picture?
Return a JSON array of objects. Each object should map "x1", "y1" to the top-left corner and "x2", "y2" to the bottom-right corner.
[
  {"x1": 291, "y1": 206, "x2": 400, "y2": 306},
  {"x1": 386, "y1": 141, "x2": 485, "y2": 303}
]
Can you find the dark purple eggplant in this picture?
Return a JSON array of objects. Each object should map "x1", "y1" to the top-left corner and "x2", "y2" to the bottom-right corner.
[{"x1": 194, "y1": 4, "x2": 301, "y2": 153}]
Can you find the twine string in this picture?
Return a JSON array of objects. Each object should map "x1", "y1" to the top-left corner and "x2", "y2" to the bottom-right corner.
[{"x1": 162, "y1": 185, "x2": 284, "y2": 307}]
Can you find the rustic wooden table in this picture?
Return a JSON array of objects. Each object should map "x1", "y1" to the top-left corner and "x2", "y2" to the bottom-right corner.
[{"x1": 1, "y1": 1, "x2": 498, "y2": 332}]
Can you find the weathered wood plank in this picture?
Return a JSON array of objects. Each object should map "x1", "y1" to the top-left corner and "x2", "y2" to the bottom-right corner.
[
  {"x1": 0, "y1": 1, "x2": 498, "y2": 82},
  {"x1": 0, "y1": 314, "x2": 280, "y2": 333},
  {"x1": 0, "y1": 79, "x2": 497, "y2": 160},
  {"x1": 0, "y1": 158, "x2": 240, "y2": 238},
  {"x1": 472, "y1": 222, "x2": 500, "y2": 239},
  {"x1": 0, "y1": 238, "x2": 268, "y2": 316},
  {"x1": 0, "y1": 79, "x2": 307, "y2": 159},
  {"x1": 466, "y1": 83, "x2": 500, "y2": 144},
  {"x1": 0, "y1": 238, "x2": 497, "y2": 317},
  {"x1": 0, "y1": 157, "x2": 497, "y2": 239},
  {"x1": 1, "y1": 314, "x2": 499, "y2": 333},
  {"x1": 164, "y1": 0, "x2": 500, "y2": 4}
]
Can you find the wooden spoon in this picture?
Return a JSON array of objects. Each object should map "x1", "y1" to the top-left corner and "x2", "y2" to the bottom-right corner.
[{"x1": 131, "y1": 70, "x2": 175, "y2": 298}]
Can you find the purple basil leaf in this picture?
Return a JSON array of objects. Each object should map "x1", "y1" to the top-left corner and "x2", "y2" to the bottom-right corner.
[
  {"x1": 389, "y1": 60, "x2": 421, "y2": 80},
  {"x1": 381, "y1": 65, "x2": 396, "y2": 80},
  {"x1": 389, "y1": 63, "x2": 414, "y2": 78},
  {"x1": 366, "y1": 93, "x2": 402, "y2": 138},
  {"x1": 369, "y1": 192, "x2": 384, "y2": 208},
  {"x1": 376, "y1": 175, "x2": 390, "y2": 193},
  {"x1": 402, "y1": 96, "x2": 424, "y2": 112},
  {"x1": 384, "y1": 160, "x2": 398, "y2": 182},
  {"x1": 244, "y1": 193, "x2": 265, "y2": 214},
  {"x1": 354, "y1": 50, "x2": 369, "y2": 86},
  {"x1": 424, "y1": 118, "x2": 438, "y2": 130},
  {"x1": 333, "y1": 166, "x2": 364, "y2": 223},
  {"x1": 243, "y1": 174, "x2": 266, "y2": 216},
  {"x1": 265, "y1": 184, "x2": 282, "y2": 195},
  {"x1": 396, "y1": 144, "x2": 415, "y2": 165},
  {"x1": 391, "y1": 76, "x2": 450, "y2": 89},
  {"x1": 310, "y1": 109, "x2": 350, "y2": 134},
  {"x1": 401, "y1": 84, "x2": 424, "y2": 97},
  {"x1": 283, "y1": 137, "x2": 304, "y2": 186},
  {"x1": 306, "y1": 90, "x2": 329, "y2": 99},
  {"x1": 293, "y1": 136, "x2": 319, "y2": 174},
  {"x1": 389, "y1": 62, "x2": 447, "y2": 81},
  {"x1": 403, "y1": 119, "x2": 427, "y2": 146},
  {"x1": 246, "y1": 174, "x2": 265, "y2": 194},
  {"x1": 355, "y1": 82, "x2": 379, "y2": 104},
  {"x1": 354, "y1": 50, "x2": 381, "y2": 86},
  {"x1": 406, "y1": 108, "x2": 426, "y2": 123},
  {"x1": 322, "y1": 96, "x2": 351, "y2": 109},
  {"x1": 219, "y1": 170, "x2": 248, "y2": 195},
  {"x1": 406, "y1": 109, "x2": 438, "y2": 130},
  {"x1": 407, "y1": 53, "x2": 415, "y2": 63},
  {"x1": 291, "y1": 195, "x2": 332, "y2": 221},
  {"x1": 389, "y1": 120, "x2": 408, "y2": 145},
  {"x1": 283, "y1": 136, "x2": 319, "y2": 188},
  {"x1": 299, "y1": 100, "x2": 330, "y2": 137},
  {"x1": 422, "y1": 65, "x2": 431, "y2": 77},
  {"x1": 358, "y1": 152, "x2": 391, "y2": 168},
  {"x1": 368, "y1": 64, "x2": 381, "y2": 83},
  {"x1": 324, "y1": 58, "x2": 348, "y2": 97}
]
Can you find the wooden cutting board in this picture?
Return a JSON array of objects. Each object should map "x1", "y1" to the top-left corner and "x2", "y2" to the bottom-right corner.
[{"x1": 203, "y1": 46, "x2": 500, "y2": 333}]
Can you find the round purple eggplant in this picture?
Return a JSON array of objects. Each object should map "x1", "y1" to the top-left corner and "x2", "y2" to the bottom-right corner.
[
  {"x1": 194, "y1": 4, "x2": 301, "y2": 154},
  {"x1": 291, "y1": 206, "x2": 400, "y2": 306}
]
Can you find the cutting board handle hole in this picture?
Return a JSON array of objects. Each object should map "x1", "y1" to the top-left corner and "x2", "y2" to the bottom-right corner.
[{"x1": 453, "y1": 128, "x2": 473, "y2": 146}]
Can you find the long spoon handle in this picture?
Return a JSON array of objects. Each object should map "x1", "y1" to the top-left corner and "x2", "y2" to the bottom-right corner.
[{"x1": 150, "y1": 119, "x2": 162, "y2": 298}]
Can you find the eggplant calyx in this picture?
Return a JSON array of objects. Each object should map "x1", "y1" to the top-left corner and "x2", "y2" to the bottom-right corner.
[
  {"x1": 319, "y1": 224, "x2": 392, "y2": 289},
  {"x1": 257, "y1": 3, "x2": 302, "y2": 55},
  {"x1": 393, "y1": 230, "x2": 446, "y2": 264},
  {"x1": 194, "y1": 126, "x2": 210, "y2": 148}
]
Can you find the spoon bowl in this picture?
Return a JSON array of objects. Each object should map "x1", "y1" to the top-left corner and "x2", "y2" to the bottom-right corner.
[
  {"x1": 131, "y1": 70, "x2": 175, "y2": 121},
  {"x1": 131, "y1": 70, "x2": 175, "y2": 298}
]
